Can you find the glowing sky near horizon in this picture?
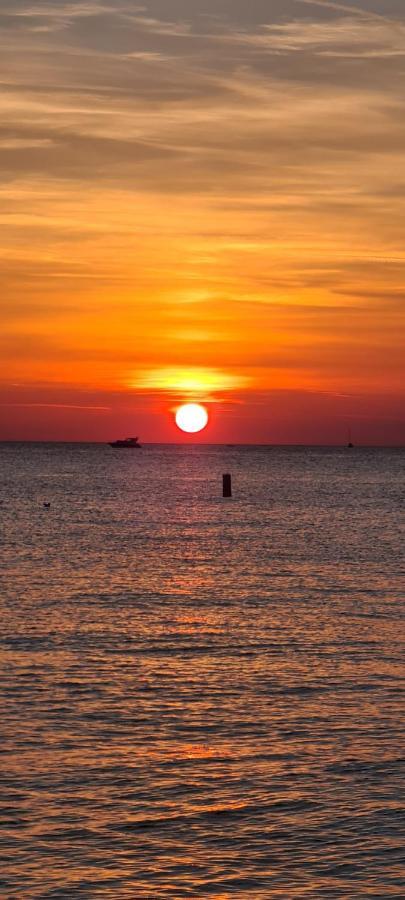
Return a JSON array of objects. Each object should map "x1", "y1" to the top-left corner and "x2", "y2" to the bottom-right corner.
[{"x1": 0, "y1": 0, "x2": 404, "y2": 442}]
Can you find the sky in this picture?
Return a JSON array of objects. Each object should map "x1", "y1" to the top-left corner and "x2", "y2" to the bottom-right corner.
[{"x1": 1, "y1": 0, "x2": 404, "y2": 443}]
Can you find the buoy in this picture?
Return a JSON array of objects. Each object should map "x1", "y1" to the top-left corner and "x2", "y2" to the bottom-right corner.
[{"x1": 222, "y1": 473, "x2": 232, "y2": 498}]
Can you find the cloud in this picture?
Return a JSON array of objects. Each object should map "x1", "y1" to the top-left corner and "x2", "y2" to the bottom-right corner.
[
  {"x1": 223, "y1": 14, "x2": 405, "y2": 59},
  {"x1": 0, "y1": 402, "x2": 110, "y2": 410},
  {"x1": 295, "y1": 0, "x2": 390, "y2": 21},
  {"x1": 132, "y1": 366, "x2": 251, "y2": 395}
]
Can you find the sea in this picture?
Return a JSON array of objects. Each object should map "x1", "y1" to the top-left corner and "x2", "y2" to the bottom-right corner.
[{"x1": 0, "y1": 442, "x2": 404, "y2": 899}]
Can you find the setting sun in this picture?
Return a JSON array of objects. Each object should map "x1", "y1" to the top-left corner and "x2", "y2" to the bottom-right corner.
[{"x1": 175, "y1": 403, "x2": 209, "y2": 434}]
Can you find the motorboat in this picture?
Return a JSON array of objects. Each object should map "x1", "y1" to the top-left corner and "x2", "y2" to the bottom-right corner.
[{"x1": 109, "y1": 436, "x2": 141, "y2": 448}]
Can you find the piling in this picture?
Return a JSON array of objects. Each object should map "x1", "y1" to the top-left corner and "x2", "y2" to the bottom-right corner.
[{"x1": 222, "y1": 473, "x2": 232, "y2": 497}]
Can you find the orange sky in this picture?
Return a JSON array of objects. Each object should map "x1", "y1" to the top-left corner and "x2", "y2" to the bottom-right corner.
[{"x1": 1, "y1": 0, "x2": 404, "y2": 443}]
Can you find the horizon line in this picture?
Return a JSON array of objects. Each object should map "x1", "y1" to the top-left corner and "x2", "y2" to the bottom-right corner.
[{"x1": 0, "y1": 440, "x2": 404, "y2": 448}]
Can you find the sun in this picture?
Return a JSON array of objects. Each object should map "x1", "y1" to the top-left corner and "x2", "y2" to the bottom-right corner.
[{"x1": 175, "y1": 403, "x2": 209, "y2": 434}]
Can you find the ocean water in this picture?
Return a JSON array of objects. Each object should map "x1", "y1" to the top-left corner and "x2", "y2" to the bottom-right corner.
[{"x1": 0, "y1": 442, "x2": 404, "y2": 899}]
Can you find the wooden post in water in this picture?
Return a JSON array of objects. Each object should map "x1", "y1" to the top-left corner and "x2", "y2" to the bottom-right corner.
[{"x1": 223, "y1": 473, "x2": 232, "y2": 497}]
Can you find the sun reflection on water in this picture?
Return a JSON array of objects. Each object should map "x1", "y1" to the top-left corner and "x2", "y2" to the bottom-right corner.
[{"x1": 0, "y1": 444, "x2": 403, "y2": 897}]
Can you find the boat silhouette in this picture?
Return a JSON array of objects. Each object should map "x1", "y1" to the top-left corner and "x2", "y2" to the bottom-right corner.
[{"x1": 109, "y1": 436, "x2": 141, "y2": 448}]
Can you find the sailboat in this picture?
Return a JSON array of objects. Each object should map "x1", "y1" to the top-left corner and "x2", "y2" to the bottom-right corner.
[{"x1": 347, "y1": 427, "x2": 354, "y2": 448}]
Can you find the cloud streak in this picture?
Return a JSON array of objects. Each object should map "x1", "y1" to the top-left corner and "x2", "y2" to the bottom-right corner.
[{"x1": 296, "y1": 0, "x2": 395, "y2": 23}]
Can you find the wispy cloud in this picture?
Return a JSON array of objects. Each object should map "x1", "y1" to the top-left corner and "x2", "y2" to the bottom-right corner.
[
  {"x1": 296, "y1": 0, "x2": 391, "y2": 22},
  {"x1": 0, "y1": 403, "x2": 110, "y2": 410},
  {"x1": 228, "y1": 15, "x2": 405, "y2": 59}
]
